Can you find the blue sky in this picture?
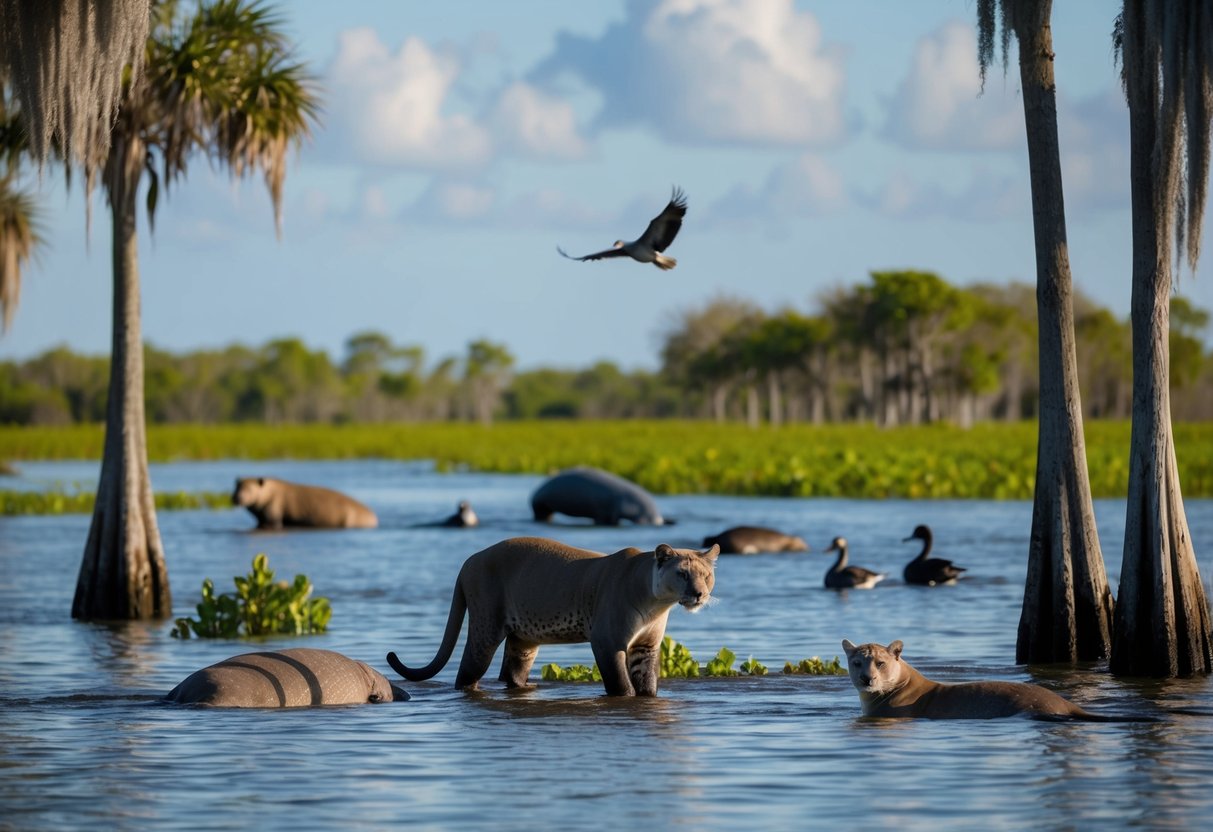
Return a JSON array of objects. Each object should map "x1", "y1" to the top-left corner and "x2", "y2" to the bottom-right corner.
[{"x1": 5, "y1": 0, "x2": 1211, "y2": 371}]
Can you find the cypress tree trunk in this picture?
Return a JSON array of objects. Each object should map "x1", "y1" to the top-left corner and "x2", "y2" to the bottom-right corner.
[
  {"x1": 1110, "y1": 0, "x2": 1212, "y2": 676},
  {"x1": 1012, "y1": 1, "x2": 1114, "y2": 663},
  {"x1": 72, "y1": 134, "x2": 170, "y2": 620},
  {"x1": 767, "y1": 372, "x2": 783, "y2": 427}
]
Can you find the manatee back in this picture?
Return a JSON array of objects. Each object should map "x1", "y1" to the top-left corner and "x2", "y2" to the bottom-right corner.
[
  {"x1": 531, "y1": 466, "x2": 662, "y2": 525},
  {"x1": 166, "y1": 648, "x2": 398, "y2": 707}
]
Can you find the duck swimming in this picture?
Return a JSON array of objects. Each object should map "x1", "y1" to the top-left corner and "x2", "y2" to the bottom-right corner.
[
  {"x1": 902, "y1": 524, "x2": 965, "y2": 585},
  {"x1": 442, "y1": 500, "x2": 479, "y2": 528},
  {"x1": 823, "y1": 537, "x2": 886, "y2": 590}
]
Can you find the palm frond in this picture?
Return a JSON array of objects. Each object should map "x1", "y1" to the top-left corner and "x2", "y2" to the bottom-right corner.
[{"x1": 0, "y1": 181, "x2": 42, "y2": 332}]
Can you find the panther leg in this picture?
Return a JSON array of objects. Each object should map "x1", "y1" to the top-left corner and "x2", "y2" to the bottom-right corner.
[
  {"x1": 592, "y1": 641, "x2": 635, "y2": 696},
  {"x1": 627, "y1": 640, "x2": 661, "y2": 696},
  {"x1": 455, "y1": 619, "x2": 504, "y2": 690},
  {"x1": 498, "y1": 635, "x2": 539, "y2": 688}
]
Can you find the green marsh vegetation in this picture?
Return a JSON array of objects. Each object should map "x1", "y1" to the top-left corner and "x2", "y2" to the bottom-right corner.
[
  {"x1": 2, "y1": 420, "x2": 1210, "y2": 499},
  {"x1": 540, "y1": 636, "x2": 838, "y2": 681},
  {"x1": 0, "y1": 489, "x2": 230, "y2": 516}
]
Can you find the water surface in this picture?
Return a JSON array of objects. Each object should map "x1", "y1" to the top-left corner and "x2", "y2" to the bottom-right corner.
[{"x1": 2, "y1": 460, "x2": 1211, "y2": 829}]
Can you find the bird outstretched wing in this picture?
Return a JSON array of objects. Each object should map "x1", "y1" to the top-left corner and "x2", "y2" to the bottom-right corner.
[
  {"x1": 637, "y1": 186, "x2": 687, "y2": 252},
  {"x1": 556, "y1": 245, "x2": 630, "y2": 262}
]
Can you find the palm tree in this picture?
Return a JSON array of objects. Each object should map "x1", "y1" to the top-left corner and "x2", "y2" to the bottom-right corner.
[
  {"x1": 0, "y1": 0, "x2": 151, "y2": 170},
  {"x1": 72, "y1": 0, "x2": 318, "y2": 620},
  {"x1": 1111, "y1": 0, "x2": 1213, "y2": 677},
  {"x1": 976, "y1": 0, "x2": 1115, "y2": 663},
  {"x1": 0, "y1": 82, "x2": 40, "y2": 331}
]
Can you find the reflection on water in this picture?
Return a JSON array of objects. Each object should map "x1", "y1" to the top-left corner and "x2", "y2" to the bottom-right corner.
[{"x1": 1, "y1": 461, "x2": 1211, "y2": 829}]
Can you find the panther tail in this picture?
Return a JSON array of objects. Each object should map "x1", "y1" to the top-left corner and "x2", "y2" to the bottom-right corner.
[{"x1": 387, "y1": 580, "x2": 467, "y2": 681}]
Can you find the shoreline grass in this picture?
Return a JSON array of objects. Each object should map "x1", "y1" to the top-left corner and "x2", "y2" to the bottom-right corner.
[
  {"x1": 1, "y1": 489, "x2": 230, "y2": 516},
  {"x1": 1, "y1": 420, "x2": 1210, "y2": 500}
]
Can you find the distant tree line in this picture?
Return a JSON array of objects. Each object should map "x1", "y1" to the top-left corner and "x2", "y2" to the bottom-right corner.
[
  {"x1": 2, "y1": 271, "x2": 1210, "y2": 426},
  {"x1": 663, "y1": 271, "x2": 1212, "y2": 427}
]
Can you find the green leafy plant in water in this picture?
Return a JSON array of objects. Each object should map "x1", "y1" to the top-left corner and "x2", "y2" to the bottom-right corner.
[
  {"x1": 660, "y1": 635, "x2": 700, "y2": 678},
  {"x1": 541, "y1": 638, "x2": 773, "y2": 681},
  {"x1": 739, "y1": 657, "x2": 768, "y2": 676},
  {"x1": 540, "y1": 663, "x2": 601, "y2": 682},
  {"x1": 703, "y1": 646, "x2": 739, "y2": 677},
  {"x1": 171, "y1": 553, "x2": 331, "y2": 639},
  {"x1": 782, "y1": 656, "x2": 845, "y2": 676}
]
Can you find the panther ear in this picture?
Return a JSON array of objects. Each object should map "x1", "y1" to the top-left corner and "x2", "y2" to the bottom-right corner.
[
  {"x1": 655, "y1": 543, "x2": 675, "y2": 564},
  {"x1": 842, "y1": 639, "x2": 857, "y2": 656},
  {"x1": 888, "y1": 640, "x2": 904, "y2": 661},
  {"x1": 257, "y1": 477, "x2": 265, "y2": 486},
  {"x1": 702, "y1": 543, "x2": 720, "y2": 562}
]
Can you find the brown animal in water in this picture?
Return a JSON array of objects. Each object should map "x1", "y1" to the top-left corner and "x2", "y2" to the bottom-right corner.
[
  {"x1": 702, "y1": 526, "x2": 808, "y2": 555},
  {"x1": 387, "y1": 536, "x2": 718, "y2": 696},
  {"x1": 842, "y1": 639, "x2": 1125, "y2": 720},
  {"x1": 232, "y1": 476, "x2": 377, "y2": 530},
  {"x1": 165, "y1": 648, "x2": 408, "y2": 708}
]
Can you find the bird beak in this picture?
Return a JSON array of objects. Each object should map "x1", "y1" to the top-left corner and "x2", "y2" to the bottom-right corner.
[{"x1": 901, "y1": 535, "x2": 913, "y2": 542}]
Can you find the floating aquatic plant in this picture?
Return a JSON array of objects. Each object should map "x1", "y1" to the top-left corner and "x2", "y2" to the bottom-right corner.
[{"x1": 171, "y1": 554, "x2": 331, "y2": 639}]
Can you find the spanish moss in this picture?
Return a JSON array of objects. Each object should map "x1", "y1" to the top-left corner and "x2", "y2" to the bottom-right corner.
[{"x1": 0, "y1": 0, "x2": 150, "y2": 173}]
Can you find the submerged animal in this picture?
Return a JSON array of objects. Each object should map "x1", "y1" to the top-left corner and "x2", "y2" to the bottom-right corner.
[
  {"x1": 232, "y1": 476, "x2": 377, "y2": 530},
  {"x1": 442, "y1": 500, "x2": 479, "y2": 528},
  {"x1": 902, "y1": 524, "x2": 966, "y2": 585},
  {"x1": 386, "y1": 536, "x2": 718, "y2": 696},
  {"x1": 702, "y1": 525, "x2": 808, "y2": 555},
  {"x1": 531, "y1": 466, "x2": 666, "y2": 526},
  {"x1": 165, "y1": 648, "x2": 408, "y2": 708},
  {"x1": 823, "y1": 536, "x2": 886, "y2": 589},
  {"x1": 557, "y1": 187, "x2": 687, "y2": 270},
  {"x1": 841, "y1": 639, "x2": 1121, "y2": 720}
]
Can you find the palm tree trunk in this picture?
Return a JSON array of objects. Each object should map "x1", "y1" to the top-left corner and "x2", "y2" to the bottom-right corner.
[
  {"x1": 72, "y1": 135, "x2": 170, "y2": 620},
  {"x1": 1012, "y1": 2, "x2": 1114, "y2": 663},
  {"x1": 1111, "y1": 0, "x2": 1212, "y2": 676}
]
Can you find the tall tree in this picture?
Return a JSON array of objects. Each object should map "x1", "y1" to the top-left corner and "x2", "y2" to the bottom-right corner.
[
  {"x1": 977, "y1": 0, "x2": 1115, "y2": 663},
  {"x1": 72, "y1": 0, "x2": 318, "y2": 620},
  {"x1": 464, "y1": 339, "x2": 515, "y2": 426},
  {"x1": 659, "y1": 295, "x2": 762, "y2": 421},
  {"x1": 1111, "y1": 0, "x2": 1213, "y2": 677}
]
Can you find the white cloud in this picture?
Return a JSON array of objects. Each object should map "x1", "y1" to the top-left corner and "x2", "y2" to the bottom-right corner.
[
  {"x1": 533, "y1": 0, "x2": 848, "y2": 147},
  {"x1": 877, "y1": 22, "x2": 1130, "y2": 221},
  {"x1": 865, "y1": 167, "x2": 1026, "y2": 221},
  {"x1": 1058, "y1": 88, "x2": 1130, "y2": 211},
  {"x1": 491, "y1": 82, "x2": 590, "y2": 160},
  {"x1": 707, "y1": 154, "x2": 847, "y2": 225},
  {"x1": 325, "y1": 29, "x2": 492, "y2": 169},
  {"x1": 405, "y1": 180, "x2": 497, "y2": 222},
  {"x1": 883, "y1": 21, "x2": 1022, "y2": 151},
  {"x1": 360, "y1": 185, "x2": 392, "y2": 220},
  {"x1": 498, "y1": 189, "x2": 616, "y2": 230},
  {"x1": 322, "y1": 30, "x2": 592, "y2": 171}
]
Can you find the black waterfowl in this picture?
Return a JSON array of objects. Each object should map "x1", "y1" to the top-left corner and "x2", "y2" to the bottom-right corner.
[
  {"x1": 823, "y1": 536, "x2": 886, "y2": 590},
  {"x1": 902, "y1": 524, "x2": 965, "y2": 585},
  {"x1": 441, "y1": 500, "x2": 479, "y2": 528}
]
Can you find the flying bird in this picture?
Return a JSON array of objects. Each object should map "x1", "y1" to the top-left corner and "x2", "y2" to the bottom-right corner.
[{"x1": 558, "y1": 187, "x2": 687, "y2": 270}]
